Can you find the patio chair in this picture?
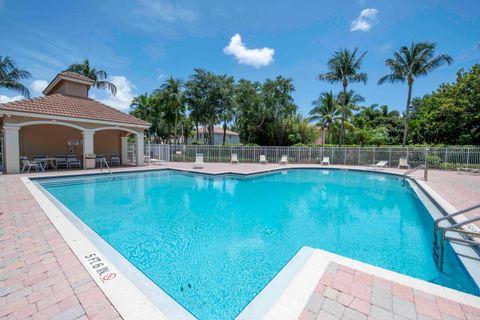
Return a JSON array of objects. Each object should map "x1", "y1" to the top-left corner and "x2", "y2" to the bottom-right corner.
[
  {"x1": 398, "y1": 157, "x2": 410, "y2": 169},
  {"x1": 193, "y1": 153, "x2": 204, "y2": 169},
  {"x1": 67, "y1": 155, "x2": 81, "y2": 169},
  {"x1": 279, "y1": 155, "x2": 288, "y2": 165},
  {"x1": 55, "y1": 155, "x2": 68, "y2": 169},
  {"x1": 95, "y1": 154, "x2": 105, "y2": 167},
  {"x1": 231, "y1": 153, "x2": 239, "y2": 164},
  {"x1": 321, "y1": 157, "x2": 330, "y2": 166},
  {"x1": 370, "y1": 160, "x2": 388, "y2": 168},
  {"x1": 110, "y1": 154, "x2": 121, "y2": 166},
  {"x1": 259, "y1": 155, "x2": 268, "y2": 164},
  {"x1": 20, "y1": 156, "x2": 43, "y2": 173},
  {"x1": 33, "y1": 155, "x2": 47, "y2": 170}
]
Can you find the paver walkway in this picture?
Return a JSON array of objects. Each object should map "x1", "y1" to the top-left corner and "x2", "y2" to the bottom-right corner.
[
  {"x1": 0, "y1": 164, "x2": 478, "y2": 319},
  {"x1": 0, "y1": 174, "x2": 121, "y2": 320},
  {"x1": 299, "y1": 262, "x2": 480, "y2": 320}
]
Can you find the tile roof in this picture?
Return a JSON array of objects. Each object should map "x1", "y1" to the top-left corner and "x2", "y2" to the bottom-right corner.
[
  {"x1": 0, "y1": 94, "x2": 150, "y2": 127},
  {"x1": 57, "y1": 71, "x2": 96, "y2": 83}
]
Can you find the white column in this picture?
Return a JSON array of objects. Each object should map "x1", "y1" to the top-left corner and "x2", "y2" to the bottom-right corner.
[
  {"x1": 82, "y1": 130, "x2": 95, "y2": 169},
  {"x1": 121, "y1": 136, "x2": 129, "y2": 165},
  {"x1": 135, "y1": 133, "x2": 144, "y2": 166},
  {"x1": 3, "y1": 124, "x2": 21, "y2": 174}
]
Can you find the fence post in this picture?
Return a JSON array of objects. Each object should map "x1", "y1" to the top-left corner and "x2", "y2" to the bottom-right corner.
[
  {"x1": 388, "y1": 148, "x2": 392, "y2": 166},
  {"x1": 344, "y1": 148, "x2": 347, "y2": 165},
  {"x1": 444, "y1": 149, "x2": 448, "y2": 170},
  {"x1": 467, "y1": 148, "x2": 470, "y2": 169},
  {"x1": 373, "y1": 148, "x2": 376, "y2": 164}
]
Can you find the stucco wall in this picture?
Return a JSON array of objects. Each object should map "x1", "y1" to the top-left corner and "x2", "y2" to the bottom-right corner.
[
  {"x1": 19, "y1": 124, "x2": 83, "y2": 158},
  {"x1": 49, "y1": 81, "x2": 88, "y2": 98},
  {"x1": 94, "y1": 130, "x2": 122, "y2": 159}
]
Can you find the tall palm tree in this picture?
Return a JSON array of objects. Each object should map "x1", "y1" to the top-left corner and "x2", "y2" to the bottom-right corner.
[
  {"x1": 378, "y1": 42, "x2": 453, "y2": 146},
  {"x1": 318, "y1": 48, "x2": 367, "y2": 145},
  {"x1": 309, "y1": 91, "x2": 341, "y2": 144},
  {"x1": 0, "y1": 56, "x2": 32, "y2": 98},
  {"x1": 67, "y1": 58, "x2": 117, "y2": 96},
  {"x1": 158, "y1": 77, "x2": 184, "y2": 144}
]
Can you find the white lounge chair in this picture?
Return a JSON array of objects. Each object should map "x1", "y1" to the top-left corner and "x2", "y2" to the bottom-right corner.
[
  {"x1": 457, "y1": 168, "x2": 480, "y2": 175},
  {"x1": 321, "y1": 157, "x2": 330, "y2": 166},
  {"x1": 193, "y1": 154, "x2": 204, "y2": 169},
  {"x1": 370, "y1": 160, "x2": 388, "y2": 168},
  {"x1": 398, "y1": 157, "x2": 410, "y2": 169},
  {"x1": 231, "y1": 153, "x2": 239, "y2": 164},
  {"x1": 20, "y1": 156, "x2": 43, "y2": 173},
  {"x1": 150, "y1": 158, "x2": 166, "y2": 165},
  {"x1": 279, "y1": 155, "x2": 288, "y2": 165},
  {"x1": 259, "y1": 155, "x2": 268, "y2": 164}
]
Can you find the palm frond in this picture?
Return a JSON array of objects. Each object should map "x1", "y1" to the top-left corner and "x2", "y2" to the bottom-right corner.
[{"x1": 95, "y1": 80, "x2": 117, "y2": 96}]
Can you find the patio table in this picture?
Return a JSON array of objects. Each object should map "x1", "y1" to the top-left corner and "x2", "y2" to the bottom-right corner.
[{"x1": 38, "y1": 158, "x2": 57, "y2": 170}]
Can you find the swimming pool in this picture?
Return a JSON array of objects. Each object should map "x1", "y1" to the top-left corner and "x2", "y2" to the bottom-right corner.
[{"x1": 36, "y1": 169, "x2": 479, "y2": 319}]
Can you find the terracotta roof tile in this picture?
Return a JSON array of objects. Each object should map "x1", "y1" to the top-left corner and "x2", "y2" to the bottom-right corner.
[
  {"x1": 0, "y1": 94, "x2": 150, "y2": 127},
  {"x1": 58, "y1": 71, "x2": 95, "y2": 83}
]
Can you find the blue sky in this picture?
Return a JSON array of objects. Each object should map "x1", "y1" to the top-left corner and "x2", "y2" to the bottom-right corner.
[{"x1": 0, "y1": 0, "x2": 479, "y2": 115}]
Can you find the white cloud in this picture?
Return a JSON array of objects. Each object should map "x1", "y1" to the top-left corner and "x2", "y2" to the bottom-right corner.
[
  {"x1": 31, "y1": 80, "x2": 49, "y2": 93},
  {"x1": 351, "y1": 8, "x2": 378, "y2": 32},
  {"x1": 223, "y1": 34, "x2": 274, "y2": 68},
  {"x1": 0, "y1": 95, "x2": 23, "y2": 103},
  {"x1": 137, "y1": 0, "x2": 196, "y2": 22},
  {"x1": 100, "y1": 76, "x2": 135, "y2": 112}
]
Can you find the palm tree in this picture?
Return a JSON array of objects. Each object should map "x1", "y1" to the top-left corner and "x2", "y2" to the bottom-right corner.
[
  {"x1": 67, "y1": 58, "x2": 117, "y2": 95},
  {"x1": 309, "y1": 91, "x2": 341, "y2": 144},
  {"x1": 0, "y1": 56, "x2": 32, "y2": 98},
  {"x1": 318, "y1": 48, "x2": 367, "y2": 145},
  {"x1": 158, "y1": 77, "x2": 184, "y2": 144},
  {"x1": 378, "y1": 42, "x2": 453, "y2": 146}
]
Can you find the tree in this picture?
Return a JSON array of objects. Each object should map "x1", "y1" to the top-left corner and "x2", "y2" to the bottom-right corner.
[
  {"x1": 216, "y1": 75, "x2": 236, "y2": 145},
  {"x1": 410, "y1": 64, "x2": 480, "y2": 145},
  {"x1": 235, "y1": 79, "x2": 263, "y2": 144},
  {"x1": 130, "y1": 93, "x2": 165, "y2": 142},
  {"x1": 308, "y1": 91, "x2": 341, "y2": 144},
  {"x1": 67, "y1": 58, "x2": 117, "y2": 95},
  {"x1": 0, "y1": 56, "x2": 31, "y2": 98},
  {"x1": 318, "y1": 48, "x2": 367, "y2": 145},
  {"x1": 157, "y1": 77, "x2": 184, "y2": 144},
  {"x1": 184, "y1": 69, "x2": 219, "y2": 145},
  {"x1": 378, "y1": 42, "x2": 453, "y2": 146}
]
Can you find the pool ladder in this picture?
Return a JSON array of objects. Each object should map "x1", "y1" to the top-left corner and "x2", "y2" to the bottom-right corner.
[
  {"x1": 402, "y1": 164, "x2": 428, "y2": 185},
  {"x1": 99, "y1": 157, "x2": 113, "y2": 178},
  {"x1": 432, "y1": 204, "x2": 480, "y2": 272}
]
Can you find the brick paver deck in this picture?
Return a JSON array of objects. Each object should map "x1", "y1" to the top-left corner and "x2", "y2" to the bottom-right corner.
[
  {"x1": 0, "y1": 164, "x2": 478, "y2": 319},
  {"x1": 0, "y1": 174, "x2": 121, "y2": 320},
  {"x1": 299, "y1": 262, "x2": 480, "y2": 320}
]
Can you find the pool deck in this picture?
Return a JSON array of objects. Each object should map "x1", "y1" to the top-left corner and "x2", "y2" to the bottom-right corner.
[{"x1": 0, "y1": 163, "x2": 479, "y2": 319}]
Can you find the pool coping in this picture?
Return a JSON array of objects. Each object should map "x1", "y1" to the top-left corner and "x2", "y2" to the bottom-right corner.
[{"x1": 21, "y1": 165, "x2": 480, "y2": 320}]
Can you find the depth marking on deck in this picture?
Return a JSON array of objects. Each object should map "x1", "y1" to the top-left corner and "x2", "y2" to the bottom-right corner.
[{"x1": 83, "y1": 253, "x2": 117, "y2": 282}]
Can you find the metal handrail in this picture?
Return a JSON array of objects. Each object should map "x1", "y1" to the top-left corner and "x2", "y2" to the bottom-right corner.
[
  {"x1": 100, "y1": 157, "x2": 113, "y2": 178},
  {"x1": 433, "y1": 203, "x2": 480, "y2": 271},
  {"x1": 433, "y1": 204, "x2": 480, "y2": 244},
  {"x1": 402, "y1": 164, "x2": 428, "y2": 184}
]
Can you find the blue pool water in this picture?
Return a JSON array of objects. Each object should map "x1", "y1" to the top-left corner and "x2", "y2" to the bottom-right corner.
[{"x1": 38, "y1": 169, "x2": 479, "y2": 319}]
